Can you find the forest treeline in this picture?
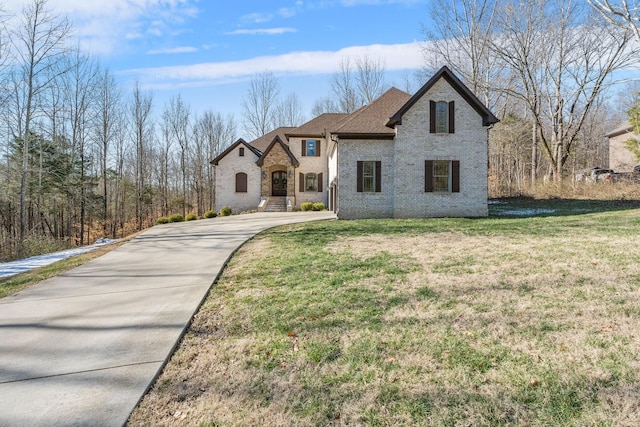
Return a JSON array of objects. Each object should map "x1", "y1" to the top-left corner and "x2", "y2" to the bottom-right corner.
[{"x1": 1, "y1": 0, "x2": 639, "y2": 261}]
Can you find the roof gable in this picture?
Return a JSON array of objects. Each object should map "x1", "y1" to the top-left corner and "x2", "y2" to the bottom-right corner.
[
  {"x1": 256, "y1": 135, "x2": 300, "y2": 167},
  {"x1": 387, "y1": 66, "x2": 499, "y2": 128},
  {"x1": 210, "y1": 138, "x2": 261, "y2": 165},
  {"x1": 606, "y1": 121, "x2": 634, "y2": 138}
]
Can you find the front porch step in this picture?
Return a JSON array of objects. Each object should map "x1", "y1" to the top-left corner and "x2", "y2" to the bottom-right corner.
[{"x1": 264, "y1": 197, "x2": 287, "y2": 212}]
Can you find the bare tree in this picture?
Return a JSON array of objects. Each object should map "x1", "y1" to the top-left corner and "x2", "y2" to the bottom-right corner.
[
  {"x1": 8, "y1": 0, "x2": 71, "y2": 248},
  {"x1": 130, "y1": 81, "x2": 154, "y2": 230},
  {"x1": 588, "y1": 0, "x2": 640, "y2": 44},
  {"x1": 95, "y1": 67, "x2": 123, "y2": 237},
  {"x1": 273, "y1": 92, "x2": 306, "y2": 127},
  {"x1": 330, "y1": 57, "x2": 360, "y2": 113},
  {"x1": 242, "y1": 71, "x2": 280, "y2": 139},
  {"x1": 422, "y1": 0, "x2": 500, "y2": 108},
  {"x1": 355, "y1": 55, "x2": 386, "y2": 104},
  {"x1": 492, "y1": 0, "x2": 637, "y2": 180},
  {"x1": 311, "y1": 96, "x2": 340, "y2": 116},
  {"x1": 163, "y1": 94, "x2": 191, "y2": 218}
]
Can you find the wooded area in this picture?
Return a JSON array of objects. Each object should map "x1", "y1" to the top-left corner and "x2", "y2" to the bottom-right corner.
[{"x1": 1, "y1": 0, "x2": 639, "y2": 261}]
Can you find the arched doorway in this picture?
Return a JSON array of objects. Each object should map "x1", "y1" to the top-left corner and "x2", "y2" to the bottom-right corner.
[{"x1": 271, "y1": 171, "x2": 287, "y2": 196}]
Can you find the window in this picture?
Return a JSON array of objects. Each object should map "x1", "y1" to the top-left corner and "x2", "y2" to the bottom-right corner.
[
  {"x1": 302, "y1": 139, "x2": 320, "y2": 156},
  {"x1": 239, "y1": 147, "x2": 245, "y2": 156},
  {"x1": 357, "y1": 161, "x2": 381, "y2": 193},
  {"x1": 425, "y1": 160, "x2": 460, "y2": 193},
  {"x1": 429, "y1": 100, "x2": 455, "y2": 134},
  {"x1": 299, "y1": 172, "x2": 323, "y2": 192},
  {"x1": 235, "y1": 172, "x2": 247, "y2": 193},
  {"x1": 305, "y1": 173, "x2": 317, "y2": 192}
]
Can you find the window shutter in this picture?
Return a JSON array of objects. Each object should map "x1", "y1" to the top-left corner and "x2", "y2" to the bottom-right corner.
[
  {"x1": 429, "y1": 100, "x2": 436, "y2": 133},
  {"x1": 299, "y1": 172, "x2": 305, "y2": 192},
  {"x1": 425, "y1": 160, "x2": 434, "y2": 192},
  {"x1": 302, "y1": 140, "x2": 306, "y2": 156},
  {"x1": 239, "y1": 147, "x2": 245, "y2": 156},
  {"x1": 357, "y1": 161, "x2": 363, "y2": 192},
  {"x1": 449, "y1": 101, "x2": 455, "y2": 133},
  {"x1": 452, "y1": 160, "x2": 460, "y2": 192},
  {"x1": 317, "y1": 141, "x2": 321, "y2": 157},
  {"x1": 375, "y1": 161, "x2": 382, "y2": 192},
  {"x1": 235, "y1": 172, "x2": 247, "y2": 193},
  {"x1": 318, "y1": 173, "x2": 323, "y2": 192}
]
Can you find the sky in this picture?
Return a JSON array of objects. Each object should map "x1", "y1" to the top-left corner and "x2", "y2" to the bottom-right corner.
[{"x1": 3, "y1": 0, "x2": 432, "y2": 125}]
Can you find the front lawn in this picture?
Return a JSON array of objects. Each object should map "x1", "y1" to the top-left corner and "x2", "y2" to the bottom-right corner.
[{"x1": 128, "y1": 199, "x2": 640, "y2": 426}]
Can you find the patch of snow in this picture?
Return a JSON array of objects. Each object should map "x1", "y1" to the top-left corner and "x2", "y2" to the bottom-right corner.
[
  {"x1": 0, "y1": 239, "x2": 119, "y2": 278},
  {"x1": 497, "y1": 208, "x2": 556, "y2": 216}
]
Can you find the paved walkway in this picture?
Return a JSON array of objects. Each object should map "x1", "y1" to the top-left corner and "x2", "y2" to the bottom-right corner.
[{"x1": 0, "y1": 212, "x2": 335, "y2": 427}]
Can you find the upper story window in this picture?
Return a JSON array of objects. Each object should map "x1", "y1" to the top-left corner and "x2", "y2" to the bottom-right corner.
[
  {"x1": 430, "y1": 100, "x2": 455, "y2": 134},
  {"x1": 357, "y1": 161, "x2": 381, "y2": 193},
  {"x1": 302, "y1": 139, "x2": 320, "y2": 156},
  {"x1": 239, "y1": 147, "x2": 245, "y2": 156}
]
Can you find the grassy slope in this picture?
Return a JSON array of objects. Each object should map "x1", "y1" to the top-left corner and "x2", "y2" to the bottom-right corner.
[{"x1": 128, "y1": 200, "x2": 640, "y2": 426}]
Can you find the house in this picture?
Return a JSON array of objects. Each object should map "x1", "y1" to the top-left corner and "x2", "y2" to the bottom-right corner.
[
  {"x1": 211, "y1": 66, "x2": 499, "y2": 219},
  {"x1": 606, "y1": 121, "x2": 638, "y2": 172}
]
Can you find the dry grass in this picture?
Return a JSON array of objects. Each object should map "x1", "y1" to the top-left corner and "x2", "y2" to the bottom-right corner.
[{"x1": 128, "y1": 202, "x2": 640, "y2": 426}]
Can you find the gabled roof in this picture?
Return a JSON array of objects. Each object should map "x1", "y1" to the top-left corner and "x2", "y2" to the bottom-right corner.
[
  {"x1": 210, "y1": 138, "x2": 261, "y2": 165},
  {"x1": 332, "y1": 87, "x2": 412, "y2": 139},
  {"x1": 256, "y1": 135, "x2": 300, "y2": 167},
  {"x1": 606, "y1": 121, "x2": 635, "y2": 138},
  {"x1": 250, "y1": 127, "x2": 295, "y2": 152},
  {"x1": 286, "y1": 113, "x2": 350, "y2": 137},
  {"x1": 387, "y1": 66, "x2": 499, "y2": 128}
]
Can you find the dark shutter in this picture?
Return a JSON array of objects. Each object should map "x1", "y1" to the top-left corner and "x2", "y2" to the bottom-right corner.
[
  {"x1": 299, "y1": 172, "x2": 305, "y2": 192},
  {"x1": 239, "y1": 147, "x2": 245, "y2": 156},
  {"x1": 375, "y1": 161, "x2": 382, "y2": 192},
  {"x1": 449, "y1": 101, "x2": 455, "y2": 133},
  {"x1": 357, "y1": 161, "x2": 363, "y2": 192},
  {"x1": 425, "y1": 160, "x2": 434, "y2": 192},
  {"x1": 302, "y1": 140, "x2": 306, "y2": 156},
  {"x1": 235, "y1": 172, "x2": 247, "y2": 193},
  {"x1": 317, "y1": 141, "x2": 321, "y2": 157},
  {"x1": 429, "y1": 100, "x2": 436, "y2": 133},
  {"x1": 452, "y1": 160, "x2": 460, "y2": 192},
  {"x1": 318, "y1": 173, "x2": 323, "y2": 192}
]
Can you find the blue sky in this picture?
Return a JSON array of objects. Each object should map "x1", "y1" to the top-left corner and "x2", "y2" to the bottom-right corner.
[{"x1": 5, "y1": 0, "x2": 430, "y2": 122}]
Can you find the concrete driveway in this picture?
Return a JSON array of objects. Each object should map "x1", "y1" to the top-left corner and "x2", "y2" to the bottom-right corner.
[{"x1": 0, "y1": 211, "x2": 335, "y2": 427}]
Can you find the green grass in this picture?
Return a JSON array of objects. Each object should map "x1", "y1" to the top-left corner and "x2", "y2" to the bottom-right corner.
[{"x1": 124, "y1": 199, "x2": 640, "y2": 425}]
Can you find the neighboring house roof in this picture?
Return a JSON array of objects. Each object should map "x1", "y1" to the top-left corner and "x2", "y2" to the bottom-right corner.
[
  {"x1": 250, "y1": 127, "x2": 295, "y2": 152},
  {"x1": 387, "y1": 66, "x2": 499, "y2": 128},
  {"x1": 286, "y1": 113, "x2": 350, "y2": 137},
  {"x1": 332, "y1": 87, "x2": 412, "y2": 139},
  {"x1": 606, "y1": 121, "x2": 635, "y2": 138},
  {"x1": 210, "y1": 138, "x2": 261, "y2": 165},
  {"x1": 256, "y1": 135, "x2": 300, "y2": 167}
]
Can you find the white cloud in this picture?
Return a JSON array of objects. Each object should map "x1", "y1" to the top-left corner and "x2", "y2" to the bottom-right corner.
[
  {"x1": 1, "y1": 0, "x2": 200, "y2": 56},
  {"x1": 240, "y1": 12, "x2": 274, "y2": 24},
  {"x1": 147, "y1": 46, "x2": 198, "y2": 55},
  {"x1": 225, "y1": 27, "x2": 298, "y2": 36},
  {"x1": 123, "y1": 42, "x2": 425, "y2": 89}
]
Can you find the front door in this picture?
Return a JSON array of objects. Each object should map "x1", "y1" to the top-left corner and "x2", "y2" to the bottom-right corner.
[{"x1": 271, "y1": 171, "x2": 287, "y2": 196}]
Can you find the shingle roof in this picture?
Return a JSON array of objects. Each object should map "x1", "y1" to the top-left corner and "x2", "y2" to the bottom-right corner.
[
  {"x1": 606, "y1": 121, "x2": 634, "y2": 138},
  {"x1": 286, "y1": 113, "x2": 350, "y2": 137},
  {"x1": 387, "y1": 66, "x2": 499, "y2": 128},
  {"x1": 249, "y1": 127, "x2": 295, "y2": 152},
  {"x1": 332, "y1": 87, "x2": 412, "y2": 138}
]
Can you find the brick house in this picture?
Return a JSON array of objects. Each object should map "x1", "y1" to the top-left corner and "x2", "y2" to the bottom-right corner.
[
  {"x1": 212, "y1": 66, "x2": 498, "y2": 219},
  {"x1": 606, "y1": 121, "x2": 639, "y2": 172}
]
